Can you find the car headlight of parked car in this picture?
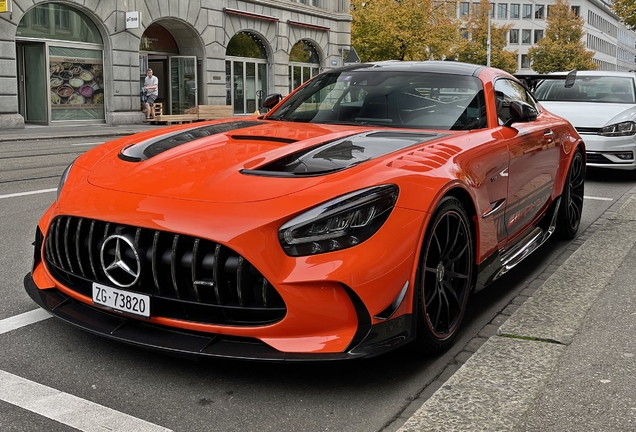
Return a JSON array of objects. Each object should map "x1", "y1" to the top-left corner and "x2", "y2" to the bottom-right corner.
[
  {"x1": 279, "y1": 184, "x2": 399, "y2": 256},
  {"x1": 56, "y1": 161, "x2": 75, "y2": 201},
  {"x1": 599, "y1": 121, "x2": 636, "y2": 137}
]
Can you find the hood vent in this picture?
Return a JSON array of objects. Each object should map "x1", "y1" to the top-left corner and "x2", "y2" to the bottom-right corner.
[
  {"x1": 242, "y1": 131, "x2": 444, "y2": 177},
  {"x1": 119, "y1": 121, "x2": 262, "y2": 162}
]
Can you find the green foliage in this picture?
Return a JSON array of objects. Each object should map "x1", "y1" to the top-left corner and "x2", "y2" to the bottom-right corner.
[
  {"x1": 612, "y1": 0, "x2": 636, "y2": 31},
  {"x1": 453, "y1": 0, "x2": 518, "y2": 73},
  {"x1": 527, "y1": 0, "x2": 597, "y2": 73},
  {"x1": 351, "y1": 0, "x2": 462, "y2": 62}
]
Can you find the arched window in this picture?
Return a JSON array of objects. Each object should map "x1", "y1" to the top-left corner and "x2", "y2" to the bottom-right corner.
[
  {"x1": 17, "y1": 3, "x2": 102, "y2": 44},
  {"x1": 226, "y1": 32, "x2": 268, "y2": 115},
  {"x1": 289, "y1": 40, "x2": 320, "y2": 92}
]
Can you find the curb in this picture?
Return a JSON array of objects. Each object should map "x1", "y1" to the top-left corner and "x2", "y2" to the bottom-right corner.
[{"x1": 396, "y1": 189, "x2": 636, "y2": 431}]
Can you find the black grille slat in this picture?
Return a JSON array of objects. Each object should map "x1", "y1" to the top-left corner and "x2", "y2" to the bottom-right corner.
[
  {"x1": 87, "y1": 220, "x2": 98, "y2": 280},
  {"x1": 74, "y1": 219, "x2": 86, "y2": 277},
  {"x1": 170, "y1": 234, "x2": 181, "y2": 299},
  {"x1": 63, "y1": 218, "x2": 75, "y2": 273},
  {"x1": 43, "y1": 216, "x2": 286, "y2": 326},
  {"x1": 191, "y1": 239, "x2": 202, "y2": 302},
  {"x1": 55, "y1": 218, "x2": 65, "y2": 270}
]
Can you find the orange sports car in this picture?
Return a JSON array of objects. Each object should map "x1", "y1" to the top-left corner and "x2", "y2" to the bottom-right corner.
[{"x1": 25, "y1": 61, "x2": 585, "y2": 360}]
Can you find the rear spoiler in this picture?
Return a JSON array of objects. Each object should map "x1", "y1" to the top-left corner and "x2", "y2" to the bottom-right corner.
[{"x1": 514, "y1": 70, "x2": 577, "y2": 92}]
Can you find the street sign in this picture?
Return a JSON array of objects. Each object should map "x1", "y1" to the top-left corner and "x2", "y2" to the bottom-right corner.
[
  {"x1": 344, "y1": 47, "x2": 361, "y2": 64},
  {"x1": 0, "y1": 0, "x2": 12, "y2": 13}
]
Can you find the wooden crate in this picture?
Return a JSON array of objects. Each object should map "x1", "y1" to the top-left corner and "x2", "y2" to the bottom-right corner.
[
  {"x1": 152, "y1": 102, "x2": 164, "y2": 116},
  {"x1": 185, "y1": 105, "x2": 233, "y2": 120}
]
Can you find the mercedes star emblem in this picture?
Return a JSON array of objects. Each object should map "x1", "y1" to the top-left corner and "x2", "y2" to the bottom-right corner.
[{"x1": 100, "y1": 234, "x2": 141, "y2": 287}]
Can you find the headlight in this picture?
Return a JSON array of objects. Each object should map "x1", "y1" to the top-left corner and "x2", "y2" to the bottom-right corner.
[
  {"x1": 56, "y1": 161, "x2": 74, "y2": 201},
  {"x1": 279, "y1": 184, "x2": 399, "y2": 256},
  {"x1": 598, "y1": 121, "x2": 636, "y2": 137}
]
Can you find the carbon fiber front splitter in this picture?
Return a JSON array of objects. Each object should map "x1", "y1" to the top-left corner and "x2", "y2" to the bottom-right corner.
[{"x1": 24, "y1": 273, "x2": 414, "y2": 362}]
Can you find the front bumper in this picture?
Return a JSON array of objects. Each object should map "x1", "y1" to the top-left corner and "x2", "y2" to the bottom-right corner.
[
  {"x1": 25, "y1": 272, "x2": 414, "y2": 361},
  {"x1": 580, "y1": 133, "x2": 636, "y2": 171}
]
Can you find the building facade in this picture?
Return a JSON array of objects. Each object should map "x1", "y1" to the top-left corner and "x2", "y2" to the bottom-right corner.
[
  {"x1": 0, "y1": 0, "x2": 352, "y2": 129},
  {"x1": 484, "y1": 0, "x2": 636, "y2": 72}
]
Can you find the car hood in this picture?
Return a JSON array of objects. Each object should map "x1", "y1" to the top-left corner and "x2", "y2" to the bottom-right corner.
[
  {"x1": 87, "y1": 120, "x2": 446, "y2": 203},
  {"x1": 539, "y1": 101, "x2": 636, "y2": 128}
]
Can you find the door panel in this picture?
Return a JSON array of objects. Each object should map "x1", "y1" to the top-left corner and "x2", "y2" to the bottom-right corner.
[
  {"x1": 170, "y1": 56, "x2": 197, "y2": 114},
  {"x1": 23, "y1": 44, "x2": 47, "y2": 123},
  {"x1": 503, "y1": 116, "x2": 559, "y2": 239}
]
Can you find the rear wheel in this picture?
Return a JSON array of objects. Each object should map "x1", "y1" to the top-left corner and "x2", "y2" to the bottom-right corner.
[
  {"x1": 557, "y1": 148, "x2": 585, "y2": 239},
  {"x1": 414, "y1": 197, "x2": 474, "y2": 353}
]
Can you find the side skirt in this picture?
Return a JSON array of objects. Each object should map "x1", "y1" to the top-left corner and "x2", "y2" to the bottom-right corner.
[{"x1": 474, "y1": 197, "x2": 561, "y2": 292}]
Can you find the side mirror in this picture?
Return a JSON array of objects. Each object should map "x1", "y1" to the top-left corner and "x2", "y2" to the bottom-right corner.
[
  {"x1": 262, "y1": 93, "x2": 283, "y2": 110},
  {"x1": 505, "y1": 100, "x2": 538, "y2": 126}
]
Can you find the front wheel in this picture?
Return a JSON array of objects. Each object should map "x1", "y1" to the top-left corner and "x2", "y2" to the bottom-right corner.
[
  {"x1": 414, "y1": 197, "x2": 474, "y2": 353},
  {"x1": 557, "y1": 148, "x2": 585, "y2": 239}
]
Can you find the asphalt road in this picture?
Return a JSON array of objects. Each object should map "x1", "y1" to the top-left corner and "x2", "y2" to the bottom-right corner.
[{"x1": 0, "y1": 137, "x2": 633, "y2": 432}]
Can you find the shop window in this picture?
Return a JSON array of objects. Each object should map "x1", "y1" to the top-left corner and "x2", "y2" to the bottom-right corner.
[{"x1": 17, "y1": 4, "x2": 101, "y2": 44}]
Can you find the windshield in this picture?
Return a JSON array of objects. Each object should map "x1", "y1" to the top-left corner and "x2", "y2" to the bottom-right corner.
[
  {"x1": 267, "y1": 70, "x2": 487, "y2": 130},
  {"x1": 534, "y1": 76, "x2": 636, "y2": 104}
]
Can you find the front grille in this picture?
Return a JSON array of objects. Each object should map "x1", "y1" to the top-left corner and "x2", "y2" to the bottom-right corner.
[
  {"x1": 576, "y1": 127, "x2": 601, "y2": 134},
  {"x1": 43, "y1": 216, "x2": 286, "y2": 326}
]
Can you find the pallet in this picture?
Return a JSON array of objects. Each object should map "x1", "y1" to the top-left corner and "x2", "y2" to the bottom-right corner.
[
  {"x1": 185, "y1": 105, "x2": 233, "y2": 120},
  {"x1": 149, "y1": 114, "x2": 198, "y2": 125}
]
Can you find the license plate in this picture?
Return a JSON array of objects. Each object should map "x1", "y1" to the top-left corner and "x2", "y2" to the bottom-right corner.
[{"x1": 92, "y1": 282, "x2": 150, "y2": 318}]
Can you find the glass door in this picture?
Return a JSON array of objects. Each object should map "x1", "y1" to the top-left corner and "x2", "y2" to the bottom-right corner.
[
  {"x1": 19, "y1": 43, "x2": 47, "y2": 123},
  {"x1": 226, "y1": 59, "x2": 267, "y2": 115},
  {"x1": 169, "y1": 56, "x2": 197, "y2": 114}
]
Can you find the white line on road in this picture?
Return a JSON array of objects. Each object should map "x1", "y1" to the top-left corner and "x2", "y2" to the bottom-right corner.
[
  {"x1": 584, "y1": 196, "x2": 614, "y2": 201},
  {"x1": 0, "y1": 370, "x2": 173, "y2": 432},
  {"x1": 0, "y1": 188, "x2": 56, "y2": 200},
  {"x1": 0, "y1": 309, "x2": 51, "y2": 335}
]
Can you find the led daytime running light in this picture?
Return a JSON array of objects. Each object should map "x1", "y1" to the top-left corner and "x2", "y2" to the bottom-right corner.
[{"x1": 599, "y1": 121, "x2": 636, "y2": 137}]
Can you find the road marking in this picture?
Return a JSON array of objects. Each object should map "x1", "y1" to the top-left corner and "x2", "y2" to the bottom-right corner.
[
  {"x1": 0, "y1": 370, "x2": 173, "y2": 432},
  {"x1": 584, "y1": 196, "x2": 614, "y2": 201},
  {"x1": 0, "y1": 309, "x2": 51, "y2": 335},
  {"x1": 70, "y1": 142, "x2": 105, "y2": 146},
  {"x1": 0, "y1": 188, "x2": 56, "y2": 200}
]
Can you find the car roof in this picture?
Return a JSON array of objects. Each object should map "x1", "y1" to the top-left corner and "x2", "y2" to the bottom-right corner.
[
  {"x1": 336, "y1": 61, "x2": 487, "y2": 77},
  {"x1": 549, "y1": 70, "x2": 636, "y2": 79}
]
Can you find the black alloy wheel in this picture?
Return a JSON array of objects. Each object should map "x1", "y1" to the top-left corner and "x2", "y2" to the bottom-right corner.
[
  {"x1": 415, "y1": 197, "x2": 473, "y2": 353},
  {"x1": 557, "y1": 148, "x2": 585, "y2": 239}
]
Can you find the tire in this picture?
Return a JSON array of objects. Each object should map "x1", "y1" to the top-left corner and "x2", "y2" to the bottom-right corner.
[
  {"x1": 414, "y1": 197, "x2": 474, "y2": 353},
  {"x1": 557, "y1": 148, "x2": 585, "y2": 239}
]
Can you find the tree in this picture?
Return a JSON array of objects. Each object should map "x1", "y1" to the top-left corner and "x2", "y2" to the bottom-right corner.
[
  {"x1": 453, "y1": 0, "x2": 518, "y2": 73},
  {"x1": 612, "y1": 0, "x2": 636, "y2": 31},
  {"x1": 350, "y1": 0, "x2": 462, "y2": 62},
  {"x1": 527, "y1": 0, "x2": 597, "y2": 73}
]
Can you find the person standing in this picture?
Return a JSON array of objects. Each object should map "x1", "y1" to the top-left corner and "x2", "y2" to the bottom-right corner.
[{"x1": 143, "y1": 68, "x2": 159, "y2": 120}]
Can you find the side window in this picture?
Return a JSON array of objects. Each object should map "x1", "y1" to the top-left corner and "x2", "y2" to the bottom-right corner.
[{"x1": 494, "y1": 79, "x2": 538, "y2": 125}]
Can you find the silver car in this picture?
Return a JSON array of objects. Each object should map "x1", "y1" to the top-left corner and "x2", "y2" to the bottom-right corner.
[{"x1": 532, "y1": 71, "x2": 636, "y2": 172}]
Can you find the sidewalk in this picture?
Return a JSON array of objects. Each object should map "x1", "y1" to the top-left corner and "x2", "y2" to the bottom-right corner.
[
  {"x1": 0, "y1": 123, "x2": 165, "y2": 143},
  {"x1": 5, "y1": 123, "x2": 635, "y2": 430},
  {"x1": 399, "y1": 189, "x2": 636, "y2": 431}
]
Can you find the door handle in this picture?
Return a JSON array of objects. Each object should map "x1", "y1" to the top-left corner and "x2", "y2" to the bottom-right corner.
[{"x1": 543, "y1": 129, "x2": 554, "y2": 143}]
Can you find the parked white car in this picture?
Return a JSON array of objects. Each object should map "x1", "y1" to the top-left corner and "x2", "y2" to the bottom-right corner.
[{"x1": 532, "y1": 70, "x2": 636, "y2": 172}]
